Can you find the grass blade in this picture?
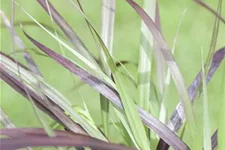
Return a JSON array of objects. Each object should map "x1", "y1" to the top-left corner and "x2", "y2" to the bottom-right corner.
[
  {"x1": 1, "y1": 21, "x2": 63, "y2": 37},
  {"x1": 204, "y1": 0, "x2": 222, "y2": 77},
  {"x1": 211, "y1": 130, "x2": 218, "y2": 150},
  {"x1": 125, "y1": 0, "x2": 199, "y2": 149},
  {"x1": 36, "y1": 0, "x2": 100, "y2": 69},
  {"x1": 0, "y1": 128, "x2": 134, "y2": 150},
  {"x1": 201, "y1": 47, "x2": 211, "y2": 150},
  {"x1": 218, "y1": 69, "x2": 225, "y2": 150}
]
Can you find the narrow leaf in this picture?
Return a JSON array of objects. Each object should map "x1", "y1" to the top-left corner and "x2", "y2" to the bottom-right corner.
[{"x1": 201, "y1": 47, "x2": 212, "y2": 150}]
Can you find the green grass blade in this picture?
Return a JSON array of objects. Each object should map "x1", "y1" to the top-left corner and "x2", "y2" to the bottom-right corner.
[
  {"x1": 218, "y1": 68, "x2": 225, "y2": 150},
  {"x1": 201, "y1": 47, "x2": 212, "y2": 150},
  {"x1": 137, "y1": 0, "x2": 156, "y2": 114}
]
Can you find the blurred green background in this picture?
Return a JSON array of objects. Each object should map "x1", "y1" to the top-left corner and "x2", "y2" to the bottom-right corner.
[{"x1": 1, "y1": 0, "x2": 225, "y2": 148}]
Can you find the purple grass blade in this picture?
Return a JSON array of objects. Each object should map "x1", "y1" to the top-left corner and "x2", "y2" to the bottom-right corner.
[
  {"x1": 36, "y1": 0, "x2": 100, "y2": 68},
  {"x1": 24, "y1": 31, "x2": 190, "y2": 150},
  {"x1": 154, "y1": 1, "x2": 165, "y2": 94},
  {"x1": 157, "y1": 47, "x2": 225, "y2": 150},
  {"x1": 0, "y1": 128, "x2": 134, "y2": 150},
  {"x1": 211, "y1": 130, "x2": 218, "y2": 150}
]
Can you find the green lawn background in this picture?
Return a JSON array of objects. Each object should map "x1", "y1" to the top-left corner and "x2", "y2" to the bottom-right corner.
[{"x1": 1, "y1": 0, "x2": 225, "y2": 148}]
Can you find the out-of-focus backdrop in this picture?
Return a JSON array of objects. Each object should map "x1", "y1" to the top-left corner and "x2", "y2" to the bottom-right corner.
[{"x1": 1, "y1": 0, "x2": 225, "y2": 147}]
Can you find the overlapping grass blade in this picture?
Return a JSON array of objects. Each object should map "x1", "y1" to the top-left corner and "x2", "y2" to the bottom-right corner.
[
  {"x1": 3, "y1": 5, "x2": 55, "y2": 136},
  {"x1": 0, "y1": 60, "x2": 86, "y2": 135},
  {"x1": 201, "y1": 47, "x2": 211, "y2": 150},
  {"x1": 14, "y1": 1, "x2": 115, "y2": 87},
  {"x1": 36, "y1": 0, "x2": 100, "y2": 69},
  {"x1": 23, "y1": 29, "x2": 190, "y2": 150},
  {"x1": 99, "y1": 0, "x2": 116, "y2": 137},
  {"x1": 0, "y1": 128, "x2": 134, "y2": 150},
  {"x1": 158, "y1": 47, "x2": 225, "y2": 150},
  {"x1": 1, "y1": 52, "x2": 106, "y2": 140},
  {"x1": 125, "y1": 0, "x2": 199, "y2": 149}
]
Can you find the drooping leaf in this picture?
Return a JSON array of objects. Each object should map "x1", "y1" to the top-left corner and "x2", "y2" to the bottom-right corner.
[{"x1": 0, "y1": 128, "x2": 134, "y2": 150}]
